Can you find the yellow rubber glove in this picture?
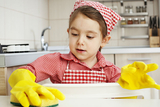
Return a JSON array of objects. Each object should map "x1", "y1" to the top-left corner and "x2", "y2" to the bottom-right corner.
[
  {"x1": 117, "y1": 61, "x2": 160, "y2": 90},
  {"x1": 8, "y1": 69, "x2": 65, "y2": 107}
]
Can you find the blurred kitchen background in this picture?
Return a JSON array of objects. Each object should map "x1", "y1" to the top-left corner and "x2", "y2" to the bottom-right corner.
[{"x1": 0, "y1": 0, "x2": 159, "y2": 50}]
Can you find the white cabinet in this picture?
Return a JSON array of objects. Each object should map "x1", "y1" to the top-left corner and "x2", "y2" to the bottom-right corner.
[
  {"x1": 103, "y1": 54, "x2": 114, "y2": 64},
  {"x1": 0, "y1": 66, "x2": 21, "y2": 95}
]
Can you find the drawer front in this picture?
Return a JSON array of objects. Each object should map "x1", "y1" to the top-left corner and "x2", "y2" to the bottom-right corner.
[
  {"x1": 115, "y1": 53, "x2": 152, "y2": 68},
  {"x1": 103, "y1": 54, "x2": 114, "y2": 64},
  {"x1": 0, "y1": 68, "x2": 7, "y2": 95}
]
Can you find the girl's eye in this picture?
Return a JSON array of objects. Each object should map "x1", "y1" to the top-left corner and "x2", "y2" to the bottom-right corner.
[
  {"x1": 71, "y1": 33, "x2": 78, "y2": 36},
  {"x1": 87, "y1": 36, "x2": 94, "y2": 39}
]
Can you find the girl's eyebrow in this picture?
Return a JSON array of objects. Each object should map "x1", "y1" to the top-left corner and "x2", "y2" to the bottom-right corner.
[
  {"x1": 70, "y1": 27, "x2": 98, "y2": 34},
  {"x1": 87, "y1": 31, "x2": 98, "y2": 35},
  {"x1": 70, "y1": 27, "x2": 78, "y2": 31}
]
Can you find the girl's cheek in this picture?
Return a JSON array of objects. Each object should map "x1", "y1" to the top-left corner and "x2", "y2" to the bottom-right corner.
[{"x1": 69, "y1": 38, "x2": 75, "y2": 45}]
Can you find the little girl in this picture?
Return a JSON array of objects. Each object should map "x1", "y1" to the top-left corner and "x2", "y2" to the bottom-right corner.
[
  {"x1": 20, "y1": 0, "x2": 121, "y2": 84},
  {"x1": 8, "y1": 0, "x2": 123, "y2": 107}
]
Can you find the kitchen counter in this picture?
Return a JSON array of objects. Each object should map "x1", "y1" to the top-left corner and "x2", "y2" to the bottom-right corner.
[
  {"x1": 1, "y1": 47, "x2": 160, "y2": 67},
  {"x1": 0, "y1": 51, "x2": 69, "y2": 67},
  {"x1": 101, "y1": 47, "x2": 160, "y2": 54},
  {"x1": 1, "y1": 47, "x2": 160, "y2": 96},
  {"x1": 1, "y1": 96, "x2": 160, "y2": 107}
]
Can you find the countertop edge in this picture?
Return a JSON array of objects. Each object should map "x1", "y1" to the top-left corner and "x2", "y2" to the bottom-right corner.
[{"x1": 1, "y1": 48, "x2": 160, "y2": 67}]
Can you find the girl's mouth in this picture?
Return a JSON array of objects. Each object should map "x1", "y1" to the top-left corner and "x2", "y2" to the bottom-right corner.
[{"x1": 76, "y1": 49, "x2": 86, "y2": 53}]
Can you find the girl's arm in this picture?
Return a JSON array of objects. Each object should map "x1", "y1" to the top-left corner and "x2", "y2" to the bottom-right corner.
[
  {"x1": 8, "y1": 52, "x2": 65, "y2": 107},
  {"x1": 19, "y1": 52, "x2": 63, "y2": 82},
  {"x1": 104, "y1": 65, "x2": 121, "y2": 83}
]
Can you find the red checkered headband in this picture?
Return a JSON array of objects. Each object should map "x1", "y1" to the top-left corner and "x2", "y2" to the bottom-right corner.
[{"x1": 71, "y1": 0, "x2": 122, "y2": 35}]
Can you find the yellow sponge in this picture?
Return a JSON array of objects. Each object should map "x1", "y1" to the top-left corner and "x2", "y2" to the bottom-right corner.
[{"x1": 10, "y1": 94, "x2": 59, "y2": 107}]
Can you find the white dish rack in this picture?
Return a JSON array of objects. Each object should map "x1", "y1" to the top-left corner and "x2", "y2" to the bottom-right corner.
[{"x1": 0, "y1": 43, "x2": 30, "y2": 53}]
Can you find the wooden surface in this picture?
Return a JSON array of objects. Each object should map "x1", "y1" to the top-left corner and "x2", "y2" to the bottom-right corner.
[{"x1": 0, "y1": 68, "x2": 7, "y2": 95}]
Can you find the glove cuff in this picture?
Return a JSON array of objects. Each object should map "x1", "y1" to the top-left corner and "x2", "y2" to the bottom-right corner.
[{"x1": 8, "y1": 69, "x2": 36, "y2": 88}]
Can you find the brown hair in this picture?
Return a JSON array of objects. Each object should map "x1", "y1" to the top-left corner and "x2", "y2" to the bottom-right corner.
[{"x1": 69, "y1": 6, "x2": 108, "y2": 51}]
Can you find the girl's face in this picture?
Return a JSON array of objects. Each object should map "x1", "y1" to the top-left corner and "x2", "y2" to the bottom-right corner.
[{"x1": 68, "y1": 13, "x2": 110, "y2": 64}]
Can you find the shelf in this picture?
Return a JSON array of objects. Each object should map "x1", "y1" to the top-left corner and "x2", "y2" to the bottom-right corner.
[
  {"x1": 98, "y1": 0, "x2": 153, "y2": 2},
  {"x1": 120, "y1": 12, "x2": 149, "y2": 17},
  {"x1": 121, "y1": 24, "x2": 148, "y2": 28},
  {"x1": 121, "y1": 35, "x2": 149, "y2": 39},
  {"x1": 127, "y1": 58, "x2": 151, "y2": 61}
]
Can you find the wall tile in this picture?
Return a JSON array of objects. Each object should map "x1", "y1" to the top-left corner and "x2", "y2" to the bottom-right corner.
[
  {"x1": 28, "y1": 40, "x2": 37, "y2": 50},
  {"x1": 10, "y1": 0, "x2": 24, "y2": 13},
  {"x1": 36, "y1": 18, "x2": 49, "y2": 50},
  {"x1": 49, "y1": 19, "x2": 69, "y2": 42},
  {"x1": 0, "y1": 0, "x2": 49, "y2": 50},
  {"x1": 148, "y1": 1, "x2": 154, "y2": 16},
  {"x1": 49, "y1": 41, "x2": 69, "y2": 46},
  {"x1": 38, "y1": 0, "x2": 48, "y2": 19},
  {"x1": 49, "y1": 0, "x2": 75, "y2": 20},
  {"x1": 0, "y1": 0, "x2": 4, "y2": 7},
  {"x1": 110, "y1": 29, "x2": 118, "y2": 40},
  {"x1": 24, "y1": 0, "x2": 39, "y2": 17},
  {"x1": 5, "y1": 9, "x2": 25, "y2": 40},
  {"x1": 5, "y1": 40, "x2": 26, "y2": 44},
  {"x1": 29, "y1": 40, "x2": 41, "y2": 50},
  {"x1": 24, "y1": 15, "x2": 39, "y2": 41},
  {"x1": 24, "y1": 14, "x2": 49, "y2": 49},
  {"x1": 4, "y1": 0, "x2": 10, "y2": 9},
  {"x1": 118, "y1": 39, "x2": 149, "y2": 46},
  {"x1": 0, "y1": 7, "x2": 5, "y2": 40},
  {"x1": 153, "y1": 0, "x2": 158, "y2": 15},
  {"x1": 125, "y1": 28, "x2": 148, "y2": 36},
  {"x1": 104, "y1": 39, "x2": 118, "y2": 47},
  {"x1": 4, "y1": 0, "x2": 48, "y2": 19},
  {"x1": 0, "y1": 40, "x2": 5, "y2": 44},
  {"x1": 39, "y1": 19, "x2": 49, "y2": 43}
]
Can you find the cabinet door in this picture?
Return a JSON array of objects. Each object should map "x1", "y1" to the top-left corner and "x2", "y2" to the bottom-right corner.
[
  {"x1": 6, "y1": 66, "x2": 22, "y2": 95},
  {"x1": 103, "y1": 54, "x2": 114, "y2": 64},
  {"x1": 0, "y1": 68, "x2": 7, "y2": 95},
  {"x1": 115, "y1": 53, "x2": 160, "y2": 84},
  {"x1": 115, "y1": 53, "x2": 152, "y2": 67}
]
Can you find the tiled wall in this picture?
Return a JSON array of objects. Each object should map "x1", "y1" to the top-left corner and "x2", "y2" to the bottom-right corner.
[
  {"x1": 48, "y1": 0, "x2": 76, "y2": 46},
  {"x1": 48, "y1": 0, "x2": 157, "y2": 47},
  {"x1": 0, "y1": 0, "x2": 49, "y2": 50},
  {"x1": 0, "y1": 0, "x2": 158, "y2": 50}
]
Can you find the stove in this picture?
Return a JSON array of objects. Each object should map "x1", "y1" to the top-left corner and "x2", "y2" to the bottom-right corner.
[{"x1": 0, "y1": 43, "x2": 36, "y2": 54}]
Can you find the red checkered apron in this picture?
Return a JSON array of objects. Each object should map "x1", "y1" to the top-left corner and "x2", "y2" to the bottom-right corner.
[{"x1": 62, "y1": 62, "x2": 106, "y2": 84}]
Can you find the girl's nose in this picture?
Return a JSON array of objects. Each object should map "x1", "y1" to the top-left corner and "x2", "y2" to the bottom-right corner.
[{"x1": 77, "y1": 35, "x2": 84, "y2": 45}]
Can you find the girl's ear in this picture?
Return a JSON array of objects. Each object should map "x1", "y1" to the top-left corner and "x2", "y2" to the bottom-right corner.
[
  {"x1": 67, "y1": 28, "x2": 69, "y2": 33},
  {"x1": 100, "y1": 35, "x2": 111, "y2": 48}
]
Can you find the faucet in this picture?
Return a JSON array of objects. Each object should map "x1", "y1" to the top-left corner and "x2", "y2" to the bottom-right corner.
[{"x1": 41, "y1": 26, "x2": 51, "y2": 51}]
